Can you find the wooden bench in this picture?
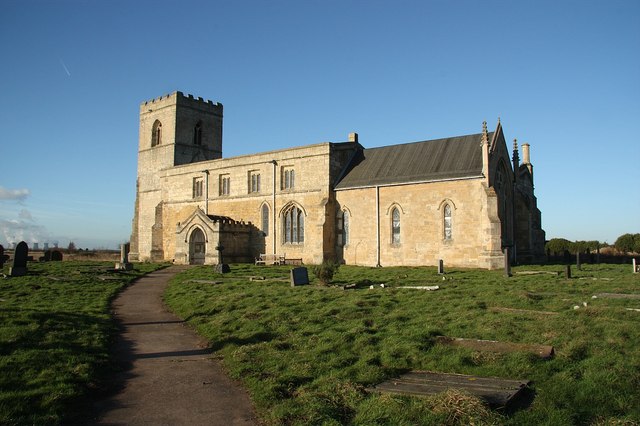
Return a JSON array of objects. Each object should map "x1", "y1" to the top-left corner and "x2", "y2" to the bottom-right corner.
[{"x1": 255, "y1": 254, "x2": 285, "y2": 265}]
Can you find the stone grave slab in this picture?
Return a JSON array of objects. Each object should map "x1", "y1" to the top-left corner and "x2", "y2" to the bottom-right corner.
[
  {"x1": 490, "y1": 307, "x2": 558, "y2": 316},
  {"x1": 435, "y1": 336, "x2": 554, "y2": 359},
  {"x1": 594, "y1": 293, "x2": 640, "y2": 300},
  {"x1": 290, "y1": 267, "x2": 309, "y2": 287},
  {"x1": 188, "y1": 279, "x2": 222, "y2": 285},
  {"x1": 514, "y1": 270, "x2": 560, "y2": 276},
  {"x1": 398, "y1": 285, "x2": 440, "y2": 291},
  {"x1": 368, "y1": 371, "x2": 530, "y2": 407}
]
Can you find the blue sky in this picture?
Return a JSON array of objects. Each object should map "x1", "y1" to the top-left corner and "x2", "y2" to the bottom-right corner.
[{"x1": 1, "y1": 0, "x2": 638, "y2": 249}]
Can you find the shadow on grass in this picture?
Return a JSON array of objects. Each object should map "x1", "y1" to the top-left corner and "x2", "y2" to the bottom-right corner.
[{"x1": 0, "y1": 308, "x2": 120, "y2": 424}]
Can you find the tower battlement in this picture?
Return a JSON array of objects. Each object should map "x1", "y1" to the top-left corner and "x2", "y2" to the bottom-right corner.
[{"x1": 141, "y1": 91, "x2": 223, "y2": 114}]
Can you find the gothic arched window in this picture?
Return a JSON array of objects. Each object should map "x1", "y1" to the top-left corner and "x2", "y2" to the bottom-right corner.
[
  {"x1": 151, "y1": 120, "x2": 162, "y2": 147},
  {"x1": 391, "y1": 207, "x2": 401, "y2": 245},
  {"x1": 443, "y1": 204, "x2": 452, "y2": 240},
  {"x1": 283, "y1": 205, "x2": 304, "y2": 244},
  {"x1": 261, "y1": 204, "x2": 269, "y2": 236},
  {"x1": 337, "y1": 209, "x2": 350, "y2": 246},
  {"x1": 342, "y1": 210, "x2": 350, "y2": 246},
  {"x1": 193, "y1": 121, "x2": 202, "y2": 145}
]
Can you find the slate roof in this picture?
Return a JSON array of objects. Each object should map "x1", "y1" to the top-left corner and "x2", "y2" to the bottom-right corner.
[{"x1": 335, "y1": 132, "x2": 490, "y2": 190}]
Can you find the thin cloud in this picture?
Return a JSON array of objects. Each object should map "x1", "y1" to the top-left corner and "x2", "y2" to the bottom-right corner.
[
  {"x1": 19, "y1": 209, "x2": 34, "y2": 221},
  {"x1": 59, "y1": 58, "x2": 71, "y2": 77},
  {"x1": 0, "y1": 186, "x2": 30, "y2": 201}
]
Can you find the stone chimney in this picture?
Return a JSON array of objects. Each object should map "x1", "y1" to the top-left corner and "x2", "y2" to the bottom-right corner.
[
  {"x1": 348, "y1": 132, "x2": 358, "y2": 143},
  {"x1": 522, "y1": 143, "x2": 531, "y2": 164},
  {"x1": 522, "y1": 143, "x2": 533, "y2": 177}
]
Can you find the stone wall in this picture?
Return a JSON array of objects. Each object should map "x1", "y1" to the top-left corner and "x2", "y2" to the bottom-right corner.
[{"x1": 335, "y1": 178, "x2": 504, "y2": 269}]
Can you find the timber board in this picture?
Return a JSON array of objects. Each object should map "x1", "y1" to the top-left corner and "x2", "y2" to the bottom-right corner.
[{"x1": 368, "y1": 371, "x2": 530, "y2": 407}]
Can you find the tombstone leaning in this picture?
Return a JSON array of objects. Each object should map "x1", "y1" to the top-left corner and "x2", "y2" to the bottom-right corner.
[{"x1": 10, "y1": 241, "x2": 29, "y2": 277}]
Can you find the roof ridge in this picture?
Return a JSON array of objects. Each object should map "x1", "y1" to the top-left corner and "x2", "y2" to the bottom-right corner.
[{"x1": 364, "y1": 132, "x2": 490, "y2": 151}]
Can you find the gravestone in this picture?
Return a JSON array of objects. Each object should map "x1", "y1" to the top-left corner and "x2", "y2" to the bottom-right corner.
[
  {"x1": 504, "y1": 247, "x2": 512, "y2": 277},
  {"x1": 115, "y1": 243, "x2": 133, "y2": 271},
  {"x1": 0, "y1": 244, "x2": 4, "y2": 268},
  {"x1": 633, "y1": 258, "x2": 638, "y2": 274},
  {"x1": 43, "y1": 249, "x2": 63, "y2": 261},
  {"x1": 10, "y1": 241, "x2": 28, "y2": 277},
  {"x1": 51, "y1": 250, "x2": 63, "y2": 261},
  {"x1": 437, "y1": 259, "x2": 444, "y2": 275},
  {"x1": 576, "y1": 251, "x2": 581, "y2": 271},
  {"x1": 565, "y1": 264, "x2": 571, "y2": 279},
  {"x1": 214, "y1": 264, "x2": 230, "y2": 273},
  {"x1": 290, "y1": 267, "x2": 309, "y2": 287}
]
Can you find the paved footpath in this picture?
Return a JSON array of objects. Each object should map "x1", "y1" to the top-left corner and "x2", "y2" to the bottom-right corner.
[{"x1": 90, "y1": 266, "x2": 257, "y2": 426}]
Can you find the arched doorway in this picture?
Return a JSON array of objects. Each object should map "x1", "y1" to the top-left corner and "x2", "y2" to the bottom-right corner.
[{"x1": 189, "y1": 228, "x2": 206, "y2": 265}]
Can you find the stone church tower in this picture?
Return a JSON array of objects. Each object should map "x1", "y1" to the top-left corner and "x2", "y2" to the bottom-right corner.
[{"x1": 129, "y1": 92, "x2": 223, "y2": 261}]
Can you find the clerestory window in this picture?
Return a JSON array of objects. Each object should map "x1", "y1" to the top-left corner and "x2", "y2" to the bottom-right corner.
[
  {"x1": 219, "y1": 175, "x2": 230, "y2": 196},
  {"x1": 249, "y1": 171, "x2": 261, "y2": 193},
  {"x1": 282, "y1": 167, "x2": 295, "y2": 190},
  {"x1": 192, "y1": 177, "x2": 203, "y2": 198}
]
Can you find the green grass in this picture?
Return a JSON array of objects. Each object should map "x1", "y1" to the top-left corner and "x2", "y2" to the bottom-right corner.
[
  {"x1": 0, "y1": 261, "x2": 165, "y2": 425},
  {"x1": 165, "y1": 263, "x2": 640, "y2": 425}
]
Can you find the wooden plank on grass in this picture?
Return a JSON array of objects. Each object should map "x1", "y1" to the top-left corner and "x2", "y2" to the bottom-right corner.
[
  {"x1": 594, "y1": 293, "x2": 640, "y2": 300},
  {"x1": 368, "y1": 371, "x2": 530, "y2": 407},
  {"x1": 490, "y1": 307, "x2": 558, "y2": 316},
  {"x1": 435, "y1": 336, "x2": 554, "y2": 359}
]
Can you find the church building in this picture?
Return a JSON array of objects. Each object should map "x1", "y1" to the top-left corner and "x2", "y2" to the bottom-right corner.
[{"x1": 129, "y1": 91, "x2": 545, "y2": 269}]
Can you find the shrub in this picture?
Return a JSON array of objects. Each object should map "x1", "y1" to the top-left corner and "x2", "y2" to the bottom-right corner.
[
  {"x1": 614, "y1": 233, "x2": 640, "y2": 254},
  {"x1": 313, "y1": 260, "x2": 340, "y2": 285}
]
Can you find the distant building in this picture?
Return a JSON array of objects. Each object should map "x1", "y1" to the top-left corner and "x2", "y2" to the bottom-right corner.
[{"x1": 130, "y1": 91, "x2": 545, "y2": 269}]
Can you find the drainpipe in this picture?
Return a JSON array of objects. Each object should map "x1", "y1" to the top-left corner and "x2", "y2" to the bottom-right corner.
[
  {"x1": 376, "y1": 185, "x2": 381, "y2": 267},
  {"x1": 272, "y1": 160, "x2": 277, "y2": 256},
  {"x1": 203, "y1": 170, "x2": 209, "y2": 215}
]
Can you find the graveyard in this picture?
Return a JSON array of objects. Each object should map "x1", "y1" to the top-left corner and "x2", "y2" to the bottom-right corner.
[
  {"x1": 163, "y1": 262, "x2": 640, "y2": 425},
  {"x1": 0, "y1": 256, "x2": 639, "y2": 424}
]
